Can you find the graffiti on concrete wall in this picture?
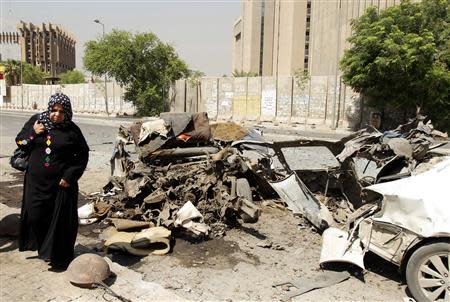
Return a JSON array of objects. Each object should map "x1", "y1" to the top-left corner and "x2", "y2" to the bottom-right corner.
[
  {"x1": 172, "y1": 76, "x2": 361, "y2": 129},
  {"x1": 7, "y1": 83, "x2": 134, "y2": 115}
]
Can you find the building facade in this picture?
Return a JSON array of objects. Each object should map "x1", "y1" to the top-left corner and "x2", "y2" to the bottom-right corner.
[
  {"x1": 0, "y1": 21, "x2": 76, "y2": 77},
  {"x1": 232, "y1": 0, "x2": 403, "y2": 77}
]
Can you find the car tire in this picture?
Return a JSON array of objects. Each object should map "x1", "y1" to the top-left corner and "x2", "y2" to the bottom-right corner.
[
  {"x1": 236, "y1": 178, "x2": 252, "y2": 202},
  {"x1": 405, "y1": 242, "x2": 450, "y2": 302}
]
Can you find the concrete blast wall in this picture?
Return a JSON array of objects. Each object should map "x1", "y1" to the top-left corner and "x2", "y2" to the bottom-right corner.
[
  {"x1": 170, "y1": 76, "x2": 362, "y2": 130},
  {"x1": 5, "y1": 82, "x2": 135, "y2": 115}
]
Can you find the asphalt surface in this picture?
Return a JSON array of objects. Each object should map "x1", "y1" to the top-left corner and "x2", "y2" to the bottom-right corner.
[
  {"x1": 0, "y1": 110, "x2": 122, "y2": 160},
  {"x1": 0, "y1": 109, "x2": 343, "y2": 156},
  {"x1": 1, "y1": 109, "x2": 448, "y2": 159}
]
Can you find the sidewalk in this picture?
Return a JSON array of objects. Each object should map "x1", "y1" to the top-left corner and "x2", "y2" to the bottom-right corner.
[
  {"x1": 0, "y1": 159, "x2": 183, "y2": 302},
  {"x1": 0, "y1": 204, "x2": 183, "y2": 302}
]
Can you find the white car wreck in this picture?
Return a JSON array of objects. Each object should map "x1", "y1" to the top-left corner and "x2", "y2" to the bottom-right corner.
[{"x1": 321, "y1": 157, "x2": 450, "y2": 302}]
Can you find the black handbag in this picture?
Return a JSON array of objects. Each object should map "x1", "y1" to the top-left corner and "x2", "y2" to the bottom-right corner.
[{"x1": 10, "y1": 148, "x2": 30, "y2": 172}]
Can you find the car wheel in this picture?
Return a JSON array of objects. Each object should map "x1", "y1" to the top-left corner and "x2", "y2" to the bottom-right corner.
[{"x1": 406, "y1": 242, "x2": 450, "y2": 302}]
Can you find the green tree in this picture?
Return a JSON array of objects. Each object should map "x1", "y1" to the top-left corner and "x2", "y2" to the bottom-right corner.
[
  {"x1": 83, "y1": 30, "x2": 191, "y2": 116},
  {"x1": 2, "y1": 59, "x2": 48, "y2": 85},
  {"x1": 340, "y1": 0, "x2": 450, "y2": 130},
  {"x1": 293, "y1": 69, "x2": 310, "y2": 91},
  {"x1": 186, "y1": 70, "x2": 205, "y2": 86},
  {"x1": 59, "y1": 70, "x2": 85, "y2": 84},
  {"x1": 22, "y1": 63, "x2": 48, "y2": 84},
  {"x1": 2, "y1": 60, "x2": 21, "y2": 86}
]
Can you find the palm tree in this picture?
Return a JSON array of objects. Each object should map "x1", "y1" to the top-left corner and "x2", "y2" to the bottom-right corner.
[
  {"x1": 232, "y1": 70, "x2": 259, "y2": 77},
  {"x1": 3, "y1": 59, "x2": 22, "y2": 86}
]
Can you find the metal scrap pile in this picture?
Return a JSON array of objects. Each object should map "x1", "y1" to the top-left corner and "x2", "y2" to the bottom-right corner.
[
  {"x1": 81, "y1": 113, "x2": 447, "y2": 242},
  {"x1": 333, "y1": 116, "x2": 448, "y2": 207},
  {"x1": 84, "y1": 113, "x2": 262, "y2": 238},
  {"x1": 318, "y1": 119, "x2": 449, "y2": 302}
]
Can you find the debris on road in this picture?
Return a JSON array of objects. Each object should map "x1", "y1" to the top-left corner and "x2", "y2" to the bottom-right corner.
[
  {"x1": 84, "y1": 112, "x2": 266, "y2": 245},
  {"x1": 66, "y1": 253, "x2": 111, "y2": 288},
  {"x1": 320, "y1": 158, "x2": 450, "y2": 302},
  {"x1": 80, "y1": 112, "x2": 448, "y2": 279},
  {"x1": 273, "y1": 270, "x2": 351, "y2": 301}
]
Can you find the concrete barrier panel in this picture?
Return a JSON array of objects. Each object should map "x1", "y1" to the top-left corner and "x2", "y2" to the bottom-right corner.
[
  {"x1": 261, "y1": 77, "x2": 276, "y2": 121},
  {"x1": 343, "y1": 90, "x2": 361, "y2": 129},
  {"x1": 276, "y1": 77, "x2": 293, "y2": 123},
  {"x1": 309, "y1": 94, "x2": 327, "y2": 123},
  {"x1": 186, "y1": 82, "x2": 198, "y2": 113},
  {"x1": 218, "y1": 78, "x2": 233, "y2": 120},
  {"x1": 309, "y1": 77, "x2": 329, "y2": 122},
  {"x1": 200, "y1": 78, "x2": 218, "y2": 119},
  {"x1": 232, "y1": 77, "x2": 247, "y2": 120},
  {"x1": 292, "y1": 78, "x2": 311, "y2": 122},
  {"x1": 246, "y1": 77, "x2": 261, "y2": 121},
  {"x1": 173, "y1": 80, "x2": 186, "y2": 112}
]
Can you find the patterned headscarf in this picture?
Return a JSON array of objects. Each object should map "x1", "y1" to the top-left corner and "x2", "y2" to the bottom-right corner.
[{"x1": 38, "y1": 93, "x2": 73, "y2": 130}]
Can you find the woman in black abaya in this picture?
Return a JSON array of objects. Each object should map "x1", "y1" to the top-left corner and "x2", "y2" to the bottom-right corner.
[{"x1": 15, "y1": 93, "x2": 89, "y2": 270}]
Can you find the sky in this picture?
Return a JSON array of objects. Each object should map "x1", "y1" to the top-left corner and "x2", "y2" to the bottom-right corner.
[{"x1": 0, "y1": 0, "x2": 241, "y2": 76}]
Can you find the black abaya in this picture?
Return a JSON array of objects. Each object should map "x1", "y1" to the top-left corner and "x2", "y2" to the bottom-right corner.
[{"x1": 16, "y1": 114, "x2": 89, "y2": 268}]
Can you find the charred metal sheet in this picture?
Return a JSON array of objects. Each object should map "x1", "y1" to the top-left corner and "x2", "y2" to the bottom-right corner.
[
  {"x1": 280, "y1": 146, "x2": 340, "y2": 171},
  {"x1": 159, "y1": 112, "x2": 192, "y2": 136},
  {"x1": 269, "y1": 173, "x2": 334, "y2": 230},
  {"x1": 124, "y1": 176, "x2": 150, "y2": 199},
  {"x1": 150, "y1": 147, "x2": 219, "y2": 159},
  {"x1": 337, "y1": 131, "x2": 382, "y2": 163},
  {"x1": 139, "y1": 136, "x2": 170, "y2": 159},
  {"x1": 352, "y1": 157, "x2": 381, "y2": 183},
  {"x1": 110, "y1": 127, "x2": 133, "y2": 177},
  {"x1": 274, "y1": 270, "x2": 351, "y2": 301},
  {"x1": 385, "y1": 137, "x2": 413, "y2": 159}
]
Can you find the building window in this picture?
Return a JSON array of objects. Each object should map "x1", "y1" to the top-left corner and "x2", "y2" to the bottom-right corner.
[
  {"x1": 304, "y1": 0, "x2": 312, "y2": 72},
  {"x1": 235, "y1": 33, "x2": 241, "y2": 42}
]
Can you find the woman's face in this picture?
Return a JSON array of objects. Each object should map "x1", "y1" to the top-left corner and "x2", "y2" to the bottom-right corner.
[{"x1": 49, "y1": 103, "x2": 65, "y2": 124}]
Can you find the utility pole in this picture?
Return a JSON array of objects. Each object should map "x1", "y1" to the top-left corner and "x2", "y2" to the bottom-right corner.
[
  {"x1": 94, "y1": 19, "x2": 109, "y2": 116},
  {"x1": 20, "y1": 59, "x2": 24, "y2": 109}
]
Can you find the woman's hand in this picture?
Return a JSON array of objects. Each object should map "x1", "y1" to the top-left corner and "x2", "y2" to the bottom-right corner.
[
  {"x1": 59, "y1": 179, "x2": 70, "y2": 188},
  {"x1": 33, "y1": 121, "x2": 45, "y2": 134}
]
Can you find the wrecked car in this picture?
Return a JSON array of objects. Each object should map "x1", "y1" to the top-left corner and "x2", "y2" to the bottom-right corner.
[
  {"x1": 321, "y1": 157, "x2": 450, "y2": 302},
  {"x1": 83, "y1": 113, "x2": 265, "y2": 245}
]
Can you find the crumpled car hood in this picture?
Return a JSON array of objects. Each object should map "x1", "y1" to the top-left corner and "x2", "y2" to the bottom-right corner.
[{"x1": 365, "y1": 157, "x2": 450, "y2": 237}]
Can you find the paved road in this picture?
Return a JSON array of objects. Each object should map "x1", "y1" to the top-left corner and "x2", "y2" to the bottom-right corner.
[
  {"x1": 2, "y1": 109, "x2": 448, "y2": 158},
  {"x1": 0, "y1": 110, "x2": 125, "y2": 156},
  {"x1": 1, "y1": 110, "x2": 132, "y2": 193}
]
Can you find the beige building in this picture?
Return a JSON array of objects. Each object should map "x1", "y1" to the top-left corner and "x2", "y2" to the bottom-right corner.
[
  {"x1": 0, "y1": 21, "x2": 76, "y2": 77},
  {"x1": 232, "y1": 0, "x2": 403, "y2": 77}
]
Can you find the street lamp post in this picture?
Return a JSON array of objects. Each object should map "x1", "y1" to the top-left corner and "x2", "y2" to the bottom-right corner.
[
  {"x1": 20, "y1": 59, "x2": 24, "y2": 109},
  {"x1": 94, "y1": 19, "x2": 109, "y2": 116}
]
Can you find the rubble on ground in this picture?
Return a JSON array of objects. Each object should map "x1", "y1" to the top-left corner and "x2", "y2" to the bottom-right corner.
[
  {"x1": 79, "y1": 112, "x2": 448, "y2": 255},
  {"x1": 70, "y1": 112, "x2": 448, "y2": 302},
  {"x1": 83, "y1": 112, "x2": 266, "y2": 241}
]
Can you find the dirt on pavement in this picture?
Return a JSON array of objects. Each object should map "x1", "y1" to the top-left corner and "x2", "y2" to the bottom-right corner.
[{"x1": 0, "y1": 156, "x2": 410, "y2": 301}]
